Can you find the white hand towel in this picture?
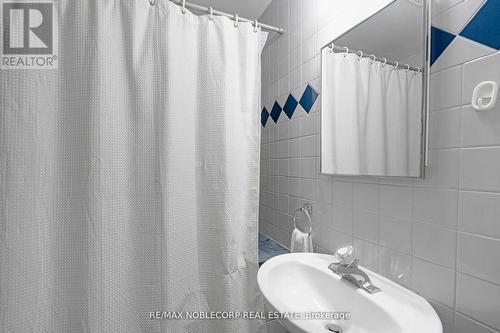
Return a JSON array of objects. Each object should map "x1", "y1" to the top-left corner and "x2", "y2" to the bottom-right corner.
[{"x1": 290, "y1": 228, "x2": 313, "y2": 253}]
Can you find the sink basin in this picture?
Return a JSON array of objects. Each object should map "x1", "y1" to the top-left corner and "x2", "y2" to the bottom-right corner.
[{"x1": 257, "y1": 253, "x2": 442, "y2": 333}]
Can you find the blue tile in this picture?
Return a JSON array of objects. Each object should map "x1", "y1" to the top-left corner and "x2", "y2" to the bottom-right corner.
[
  {"x1": 270, "y1": 101, "x2": 282, "y2": 123},
  {"x1": 259, "y1": 233, "x2": 289, "y2": 264},
  {"x1": 283, "y1": 94, "x2": 298, "y2": 119},
  {"x1": 299, "y1": 84, "x2": 319, "y2": 113},
  {"x1": 261, "y1": 107, "x2": 269, "y2": 127},
  {"x1": 431, "y1": 26, "x2": 456, "y2": 65},
  {"x1": 460, "y1": 0, "x2": 500, "y2": 50}
]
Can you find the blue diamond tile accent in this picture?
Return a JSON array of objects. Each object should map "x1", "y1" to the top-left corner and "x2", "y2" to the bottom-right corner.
[
  {"x1": 299, "y1": 84, "x2": 319, "y2": 113},
  {"x1": 261, "y1": 107, "x2": 269, "y2": 127},
  {"x1": 283, "y1": 94, "x2": 298, "y2": 119},
  {"x1": 460, "y1": 0, "x2": 500, "y2": 50},
  {"x1": 270, "y1": 101, "x2": 282, "y2": 123},
  {"x1": 431, "y1": 26, "x2": 456, "y2": 65}
]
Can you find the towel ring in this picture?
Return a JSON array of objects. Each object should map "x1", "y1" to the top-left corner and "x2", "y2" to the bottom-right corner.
[{"x1": 293, "y1": 204, "x2": 312, "y2": 235}]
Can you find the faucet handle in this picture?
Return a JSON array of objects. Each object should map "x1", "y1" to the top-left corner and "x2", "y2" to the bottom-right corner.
[{"x1": 335, "y1": 246, "x2": 355, "y2": 266}]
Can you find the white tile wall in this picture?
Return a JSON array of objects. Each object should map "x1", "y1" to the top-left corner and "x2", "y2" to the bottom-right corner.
[{"x1": 259, "y1": 1, "x2": 500, "y2": 332}]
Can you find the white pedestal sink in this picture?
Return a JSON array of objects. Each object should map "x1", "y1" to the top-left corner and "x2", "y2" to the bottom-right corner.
[{"x1": 258, "y1": 253, "x2": 442, "y2": 333}]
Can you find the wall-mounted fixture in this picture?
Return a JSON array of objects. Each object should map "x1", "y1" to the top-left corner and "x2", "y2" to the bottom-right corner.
[{"x1": 472, "y1": 81, "x2": 498, "y2": 111}]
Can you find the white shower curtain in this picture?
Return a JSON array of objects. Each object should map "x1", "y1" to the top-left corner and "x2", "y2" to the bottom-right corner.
[
  {"x1": 0, "y1": 1, "x2": 267, "y2": 332},
  {"x1": 321, "y1": 50, "x2": 422, "y2": 177}
]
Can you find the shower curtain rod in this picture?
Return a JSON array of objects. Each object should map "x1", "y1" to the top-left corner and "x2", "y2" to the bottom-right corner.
[
  {"x1": 169, "y1": 0, "x2": 285, "y2": 34},
  {"x1": 326, "y1": 43, "x2": 422, "y2": 72}
]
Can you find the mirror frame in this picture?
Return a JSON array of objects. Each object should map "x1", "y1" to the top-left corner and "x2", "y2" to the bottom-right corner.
[{"x1": 319, "y1": 0, "x2": 431, "y2": 179}]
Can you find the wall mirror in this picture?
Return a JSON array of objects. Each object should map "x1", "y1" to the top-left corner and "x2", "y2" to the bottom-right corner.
[{"x1": 320, "y1": 0, "x2": 430, "y2": 178}]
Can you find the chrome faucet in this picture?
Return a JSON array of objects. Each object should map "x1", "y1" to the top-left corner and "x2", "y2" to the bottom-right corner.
[{"x1": 328, "y1": 246, "x2": 381, "y2": 294}]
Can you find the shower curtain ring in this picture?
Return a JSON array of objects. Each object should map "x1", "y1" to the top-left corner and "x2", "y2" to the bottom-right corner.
[
  {"x1": 382, "y1": 58, "x2": 387, "y2": 67},
  {"x1": 181, "y1": 0, "x2": 186, "y2": 14},
  {"x1": 329, "y1": 43, "x2": 334, "y2": 53},
  {"x1": 254, "y1": 19, "x2": 259, "y2": 32},
  {"x1": 208, "y1": 7, "x2": 213, "y2": 20},
  {"x1": 149, "y1": 0, "x2": 155, "y2": 5},
  {"x1": 343, "y1": 46, "x2": 349, "y2": 57},
  {"x1": 393, "y1": 61, "x2": 399, "y2": 70},
  {"x1": 234, "y1": 14, "x2": 239, "y2": 27},
  {"x1": 369, "y1": 54, "x2": 376, "y2": 63},
  {"x1": 405, "y1": 64, "x2": 410, "y2": 71},
  {"x1": 357, "y1": 50, "x2": 363, "y2": 61}
]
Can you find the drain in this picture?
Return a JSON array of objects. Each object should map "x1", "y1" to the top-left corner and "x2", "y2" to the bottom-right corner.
[{"x1": 326, "y1": 323, "x2": 343, "y2": 333}]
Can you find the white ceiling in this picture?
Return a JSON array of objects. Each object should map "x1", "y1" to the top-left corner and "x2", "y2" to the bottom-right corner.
[{"x1": 188, "y1": 0, "x2": 272, "y2": 20}]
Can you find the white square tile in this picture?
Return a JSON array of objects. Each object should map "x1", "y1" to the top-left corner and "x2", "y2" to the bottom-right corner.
[
  {"x1": 289, "y1": 117, "x2": 301, "y2": 138},
  {"x1": 333, "y1": 181, "x2": 353, "y2": 208},
  {"x1": 353, "y1": 238, "x2": 379, "y2": 272},
  {"x1": 300, "y1": 135, "x2": 316, "y2": 157},
  {"x1": 456, "y1": 273, "x2": 500, "y2": 329},
  {"x1": 461, "y1": 103, "x2": 500, "y2": 147},
  {"x1": 353, "y1": 183, "x2": 379, "y2": 213},
  {"x1": 316, "y1": 178, "x2": 333, "y2": 204},
  {"x1": 353, "y1": 211, "x2": 379, "y2": 243},
  {"x1": 278, "y1": 176, "x2": 289, "y2": 194},
  {"x1": 455, "y1": 313, "x2": 498, "y2": 333},
  {"x1": 429, "y1": 108, "x2": 461, "y2": 149},
  {"x1": 278, "y1": 73, "x2": 290, "y2": 97},
  {"x1": 412, "y1": 258, "x2": 456, "y2": 308},
  {"x1": 279, "y1": 52, "x2": 290, "y2": 79},
  {"x1": 458, "y1": 232, "x2": 500, "y2": 285},
  {"x1": 289, "y1": 0, "x2": 302, "y2": 50},
  {"x1": 432, "y1": 0, "x2": 464, "y2": 17},
  {"x1": 300, "y1": 113, "x2": 317, "y2": 136},
  {"x1": 278, "y1": 140, "x2": 289, "y2": 158},
  {"x1": 300, "y1": 157, "x2": 316, "y2": 179},
  {"x1": 378, "y1": 247, "x2": 412, "y2": 287},
  {"x1": 413, "y1": 188, "x2": 458, "y2": 229},
  {"x1": 289, "y1": 158, "x2": 301, "y2": 177},
  {"x1": 460, "y1": 147, "x2": 500, "y2": 192},
  {"x1": 413, "y1": 222, "x2": 457, "y2": 268},
  {"x1": 332, "y1": 204, "x2": 353, "y2": 234},
  {"x1": 379, "y1": 216, "x2": 412, "y2": 254},
  {"x1": 289, "y1": 177, "x2": 301, "y2": 197},
  {"x1": 290, "y1": 66, "x2": 302, "y2": 90},
  {"x1": 301, "y1": 178, "x2": 315, "y2": 200},
  {"x1": 459, "y1": 190, "x2": 500, "y2": 239},
  {"x1": 278, "y1": 194, "x2": 289, "y2": 213},
  {"x1": 302, "y1": 55, "x2": 319, "y2": 84},
  {"x1": 301, "y1": 0, "x2": 316, "y2": 41},
  {"x1": 302, "y1": 33, "x2": 318, "y2": 64},
  {"x1": 429, "y1": 66, "x2": 462, "y2": 111},
  {"x1": 289, "y1": 137, "x2": 301, "y2": 157},
  {"x1": 380, "y1": 185, "x2": 412, "y2": 220}
]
